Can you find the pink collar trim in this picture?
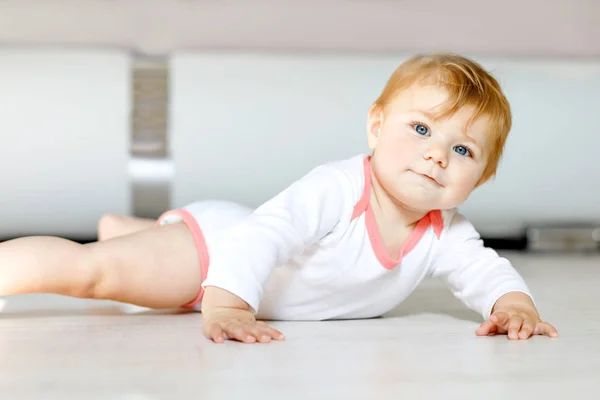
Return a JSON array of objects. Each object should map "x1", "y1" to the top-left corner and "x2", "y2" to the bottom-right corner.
[{"x1": 351, "y1": 155, "x2": 443, "y2": 269}]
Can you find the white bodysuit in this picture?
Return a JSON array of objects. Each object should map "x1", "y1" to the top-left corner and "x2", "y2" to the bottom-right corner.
[{"x1": 157, "y1": 154, "x2": 533, "y2": 321}]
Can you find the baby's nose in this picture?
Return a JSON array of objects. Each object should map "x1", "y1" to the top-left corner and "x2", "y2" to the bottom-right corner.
[{"x1": 424, "y1": 144, "x2": 448, "y2": 167}]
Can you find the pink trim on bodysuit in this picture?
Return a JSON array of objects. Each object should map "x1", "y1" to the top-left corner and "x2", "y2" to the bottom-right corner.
[
  {"x1": 156, "y1": 209, "x2": 209, "y2": 308},
  {"x1": 352, "y1": 155, "x2": 444, "y2": 270}
]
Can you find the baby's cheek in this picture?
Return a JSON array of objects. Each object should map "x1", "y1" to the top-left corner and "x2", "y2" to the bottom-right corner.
[{"x1": 447, "y1": 173, "x2": 480, "y2": 199}]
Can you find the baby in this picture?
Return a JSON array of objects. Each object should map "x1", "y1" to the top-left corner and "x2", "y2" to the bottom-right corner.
[{"x1": 0, "y1": 52, "x2": 558, "y2": 344}]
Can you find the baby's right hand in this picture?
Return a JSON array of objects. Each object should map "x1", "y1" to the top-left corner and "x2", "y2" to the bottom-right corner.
[
  {"x1": 200, "y1": 286, "x2": 285, "y2": 344},
  {"x1": 202, "y1": 307, "x2": 285, "y2": 343}
]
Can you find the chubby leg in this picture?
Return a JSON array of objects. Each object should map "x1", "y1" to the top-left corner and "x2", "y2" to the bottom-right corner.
[
  {"x1": 97, "y1": 213, "x2": 156, "y2": 241},
  {"x1": 0, "y1": 223, "x2": 201, "y2": 308}
]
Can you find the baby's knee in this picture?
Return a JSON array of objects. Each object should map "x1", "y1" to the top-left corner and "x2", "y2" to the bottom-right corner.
[{"x1": 65, "y1": 244, "x2": 105, "y2": 299}]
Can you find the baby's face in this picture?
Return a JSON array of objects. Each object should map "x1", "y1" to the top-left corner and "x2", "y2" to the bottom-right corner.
[{"x1": 367, "y1": 84, "x2": 491, "y2": 213}]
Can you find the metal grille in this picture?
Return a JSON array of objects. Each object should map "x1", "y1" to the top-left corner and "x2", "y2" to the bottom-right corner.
[{"x1": 131, "y1": 56, "x2": 169, "y2": 158}]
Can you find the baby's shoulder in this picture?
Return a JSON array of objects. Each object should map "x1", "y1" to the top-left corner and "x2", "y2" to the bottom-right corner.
[
  {"x1": 437, "y1": 208, "x2": 481, "y2": 241},
  {"x1": 317, "y1": 153, "x2": 367, "y2": 177},
  {"x1": 304, "y1": 153, "x2": 369, "y2": 197}
]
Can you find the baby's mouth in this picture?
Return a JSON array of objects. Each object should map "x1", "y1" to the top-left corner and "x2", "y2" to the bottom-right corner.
[
  {"x1": 414, "y1": 171, "x2": 443, "y2": 187},
  {"x1": 423, "y1": 174, "x2": 436, "y2": 182}
]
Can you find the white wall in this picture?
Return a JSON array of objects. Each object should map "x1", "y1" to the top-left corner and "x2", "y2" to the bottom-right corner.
[
  {"x1": 0, "y1": 49, "x2": 131, "y2": 237},
  {"x1": 0, "y1": 48, "x2": 597, "y2": 238},
  {"x1": 170, "y1": 52, "x2": 600, "y2": 237},
  {"x1": 0, "y1": 0, "x2": 598, "y2": 238}
]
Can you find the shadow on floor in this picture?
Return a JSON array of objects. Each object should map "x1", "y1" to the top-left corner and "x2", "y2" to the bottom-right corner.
[
  {"x1": 0, "y1": 294, "x2": 189, "y2": 320},
  {"x1": 384, "y1": 279, "x2": 483, "y2": 323},
  {"x1": 0, "y1": 279, "x2": 483, "y2": 323}
]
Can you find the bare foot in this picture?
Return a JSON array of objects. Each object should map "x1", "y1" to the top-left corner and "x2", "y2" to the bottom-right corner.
[{"x1": 97, "y1": 214, "x2": 156, "y2": 241}]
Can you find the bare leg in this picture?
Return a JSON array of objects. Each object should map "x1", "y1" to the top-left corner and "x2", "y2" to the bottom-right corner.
[
  {"x1": 97, "y1": 213, "x2": 156, "y2": 241},
  {"x1": 0, "y1": 223, "x2": 202, "y2": 308}
]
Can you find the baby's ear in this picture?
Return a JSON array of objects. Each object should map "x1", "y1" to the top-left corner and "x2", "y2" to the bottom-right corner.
[{"x1": 366, "y1": 104, "x2": 383, "y2": 150}]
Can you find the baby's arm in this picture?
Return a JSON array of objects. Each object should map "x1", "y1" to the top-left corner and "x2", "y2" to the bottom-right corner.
[
  {"x1": 428, "y1": 212, "x2": 558, "y2": 340},
  {"x1": 199, "y1": 164, "x2": 355, "y2": 343},
  {"x1": 200, "y1": 286, "x2": 285, "y2": 344}
]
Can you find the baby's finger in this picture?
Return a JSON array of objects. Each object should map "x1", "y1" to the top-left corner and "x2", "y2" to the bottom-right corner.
[
  {"x1": 248, "y1": 323, "x2": 285, "y2": 343},
  {"x1": 476, "y1": 319, "x2": 497, "y2": 336},
  {"x1": 244, "y1": 323, "x2": 273, "y2": 343},
  {"x1": 255, "y1": 321, "x2": 276, "y2": 340},
  {"x1": 518, "y1": 319, "x2": 535, "y2": 340},
  {"x1": 534, "y1": 322, "x2": 559, "y2": 338},
  {"x1": 224, "y1": 323, "x2": 257, "y2": 343},
  {"x1": 490, "y1": 312, "x2": 510, "y2": 329},
  {"x1": 261, "y1": 324, "x2": 286, "y2": 341},
  {"x1": 507, "y1": 315, "x2": 524, "y2": 340},
  {"x1": 206, "y1": 324, "x2": 226, "y2": 343}
]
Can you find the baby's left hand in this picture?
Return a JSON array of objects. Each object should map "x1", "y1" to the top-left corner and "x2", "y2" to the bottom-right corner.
[{"x1": 476, "y1": 292, "x2": 559, "y2": 340}]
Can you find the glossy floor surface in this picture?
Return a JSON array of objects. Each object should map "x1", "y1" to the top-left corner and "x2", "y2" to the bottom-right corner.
[{"x1": 0, "y1": 252, "x2": 598, "y2": 399}]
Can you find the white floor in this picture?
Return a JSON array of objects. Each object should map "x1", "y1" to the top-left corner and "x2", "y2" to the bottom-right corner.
[{"x1": 0, "y1": 251, "x2": 598, "y2": 399}]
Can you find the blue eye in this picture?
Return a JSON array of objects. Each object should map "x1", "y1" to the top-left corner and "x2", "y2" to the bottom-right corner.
[
  {"x1": 454, "y1": 145, "x2": 471, "y2": 157},
  {"x1": 414, "y1": 124, "x2": 429, "y2": 135}
]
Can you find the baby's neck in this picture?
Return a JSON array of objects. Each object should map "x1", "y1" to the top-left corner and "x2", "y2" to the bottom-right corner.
[
  {"x1": 369, "y1": 173, "x2": 428, "y2": 230},
  {"x1": 371, "y1": 191, "x2": 426, "y2": 229},
  {"x1": 369, "y1": 184, "x2": 427, "y2": 257}
]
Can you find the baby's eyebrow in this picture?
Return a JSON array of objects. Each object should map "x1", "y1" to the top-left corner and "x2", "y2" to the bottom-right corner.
[
  {"x1": 463, "y1": 136, "x2": 483, "y2": 152},
  {"x1": 410, "y1": 110, "x2": 437, "y2": 120}
]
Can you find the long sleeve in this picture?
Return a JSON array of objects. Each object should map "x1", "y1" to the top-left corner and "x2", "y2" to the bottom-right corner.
[
  {"x1": 201, "y1": 163, "x2": 355, "y2": 313},
  {"x1": 427, "y1": 212, "x2": 535, "y2": 320}
]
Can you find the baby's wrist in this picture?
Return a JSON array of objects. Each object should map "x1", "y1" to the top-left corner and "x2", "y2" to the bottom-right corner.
[
  {"x1": 201, "y1": 285, "x2": 252, "y2": 314},
  {"x1": 491, "y1": 291, "x2": 537, "y2": 315}
]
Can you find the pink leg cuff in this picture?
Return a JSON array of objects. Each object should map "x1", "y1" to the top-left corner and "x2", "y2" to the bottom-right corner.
[{"x1": 157, "y1": 209, "x2": 209, "y2": 308}]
